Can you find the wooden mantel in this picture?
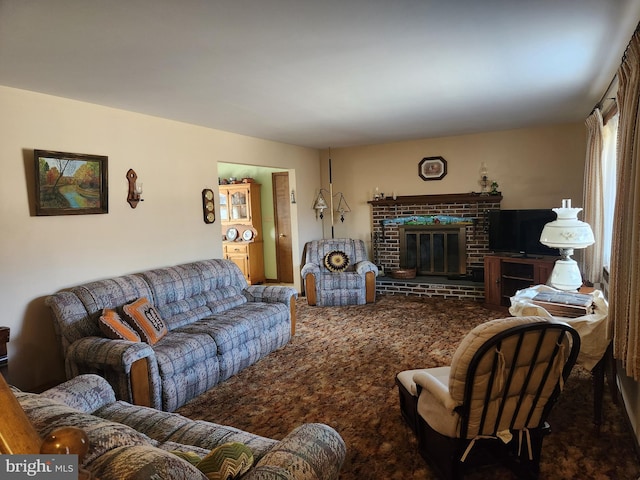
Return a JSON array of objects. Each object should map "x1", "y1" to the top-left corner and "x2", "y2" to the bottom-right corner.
[{"x1": 367, "y1": 192, "x2": 502, "y2": 206}]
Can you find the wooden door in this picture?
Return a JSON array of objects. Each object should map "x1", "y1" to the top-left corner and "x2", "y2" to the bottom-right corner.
[{"x1": 272, "y1": 172, "x2": 294, "y2": 283}]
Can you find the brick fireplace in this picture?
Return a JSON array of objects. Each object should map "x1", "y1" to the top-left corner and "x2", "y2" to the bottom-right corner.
[{"x1": 369, "y1": 193, "x2": 502, "y2": 300}]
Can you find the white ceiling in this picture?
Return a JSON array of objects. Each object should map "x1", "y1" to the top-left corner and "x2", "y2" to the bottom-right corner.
[{"x1": 1, "y1": 0, "x2": 639, "y2": 149}]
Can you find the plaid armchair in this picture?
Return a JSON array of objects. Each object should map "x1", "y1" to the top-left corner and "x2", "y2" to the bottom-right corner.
[{"x1": 301, "y1": 239, "x2": 378, "y2": 306}]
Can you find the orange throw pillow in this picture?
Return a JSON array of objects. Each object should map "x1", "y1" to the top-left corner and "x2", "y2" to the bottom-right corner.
[
  {"x1": 99, "y1": 308, "x2": 141, "y2": 342},
  {"x1": 122, "y1": 297, "x2": 168, "y2": 345}
]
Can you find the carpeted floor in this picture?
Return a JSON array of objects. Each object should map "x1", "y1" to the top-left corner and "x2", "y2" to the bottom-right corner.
[{"x1": 176, "y1": 295, "x2": 640, "y2": 479}]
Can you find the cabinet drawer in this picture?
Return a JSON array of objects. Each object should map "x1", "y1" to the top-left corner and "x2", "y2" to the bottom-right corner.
[{"x1": 224, "y1": 243, "x2": 248, "y2": 254}]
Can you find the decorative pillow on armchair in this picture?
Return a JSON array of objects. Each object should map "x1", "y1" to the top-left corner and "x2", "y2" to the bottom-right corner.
[
  {"x1": 323, "y1": 250, "x2": 350, "y2": 272},
  {"x1": 99, "y1": 308, "x2": 141, "y2": 342},
  {"x1": 122, "y1": 297, "x2": 168, "y2": 345}
]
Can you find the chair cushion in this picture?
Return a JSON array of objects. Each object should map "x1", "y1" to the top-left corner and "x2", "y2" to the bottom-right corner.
[
  {"x1": 179, "y1": 302, "x2": 289, "y2": 355},
  {"x1": 153, "y1": 332, "x2": 218, "y2": 376},
  {"x1": 317, "y1": 272, "x2": 364, "y2": 290},
  {"x1": 204, "y1": 286, "x2": 247, "y2": 314},
  {"x1": 96, "y1": 400, "x2": 278, "y2": 460},
  {"x1": 415, "y1": 369, "x2": 460, "y2": 437},
  {"x1": 442, "y1": 316, "x2": 571, "y2": 438},
  {"x1": 305, "y1": 238, "x2": 365, "y2": 273},
  {"x1": 448, "y1": 316, "x2": 550, "y2": 404},
  {"x1": 398, "y1": 367, "x2": 451, "y2": 434},
  {"x1": 397, "y1": 367, "x2": 449, "y2": 396},
  {"x1": 137, "y1": 264, "x2": 215, "y2": 330}
]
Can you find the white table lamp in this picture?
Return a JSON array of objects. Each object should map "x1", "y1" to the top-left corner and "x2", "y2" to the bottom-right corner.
[{"x1": 539, "y1": 199, "x2": 595, "y2": 291}]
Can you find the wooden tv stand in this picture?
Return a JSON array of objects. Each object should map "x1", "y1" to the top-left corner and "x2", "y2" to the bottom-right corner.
[{"x1": 484, "y1": 254, "x2": 557, "y2": 310}]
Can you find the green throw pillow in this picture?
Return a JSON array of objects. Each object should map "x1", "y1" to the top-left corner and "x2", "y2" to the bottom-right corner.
[
  {"x1": 171, "y1": 450, "x2": 202, "y2": 466},
  {"x1": 172, "y1": 442, "x2": 254, "y2": 480}
]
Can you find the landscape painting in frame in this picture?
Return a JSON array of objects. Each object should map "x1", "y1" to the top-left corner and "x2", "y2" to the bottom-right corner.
[
  {"x1": 34, "y1": 150, "x2": 108, "y2": 215},
  {"x1": 418, "y1": 156, "x2": 447, "y2": 181}
]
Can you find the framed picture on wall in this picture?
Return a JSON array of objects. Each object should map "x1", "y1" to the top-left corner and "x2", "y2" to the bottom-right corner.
[
  {"x1": 34, "y1": 149, "x2": 109, "y2": 215},
  {"x1": 418, "y1": 156, "x2": 447, "y2": 181}
]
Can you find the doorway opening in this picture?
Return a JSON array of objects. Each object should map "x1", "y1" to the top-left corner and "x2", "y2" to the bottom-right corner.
[{"x1": 218, "y1": 163, "x2": 296, "y2": 284}]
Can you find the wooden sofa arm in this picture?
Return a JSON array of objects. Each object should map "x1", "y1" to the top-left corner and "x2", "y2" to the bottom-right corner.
[
  {"x1": 366, "y1": 271, "x2": 376, "y2": 303},
  {"x1": 305, "y1": 274, "x2": 317, "y2": 306},
  {"x1": 290, "y1": 294, "x2": 297, "y2": 336},
  {"x1": 130, "y1": 357, "x2": 152, "y2": 407},
  {"x1": 0, "y1": 373, "x2": 41, "y2": 454}
]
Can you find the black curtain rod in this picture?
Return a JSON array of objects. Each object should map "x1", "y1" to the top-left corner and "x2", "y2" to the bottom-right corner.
[
  {"x1": 594, "y1": 21, "x2": 640, "y2": 113},
  {"x1": 593, "y1": 73, "x2": 618, "y2": 114}
]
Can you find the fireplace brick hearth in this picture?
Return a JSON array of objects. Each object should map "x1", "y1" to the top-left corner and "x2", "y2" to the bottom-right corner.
[{"x1": 369, "y1": 193, "x2": 502, "y2": 300}]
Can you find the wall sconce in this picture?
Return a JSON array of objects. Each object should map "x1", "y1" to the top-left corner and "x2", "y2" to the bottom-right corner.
[
  {"x1": 313, "y1": 151, "x2": 351, "y2": 238},
  {"x1": 126, "y1": 169, "x2": 143, "y2": 208},
  {"x1": 290, "y1": 190, "x2": 297, "y2": 204},
  {"x1": 313, "y1": 189, "x2": 351, "y2": 221},
  {"x1": 313, "y1": 158, "x2": 351, "y2": 238},
  {"x1": 313, "y1": 190, "x2": 328, "y2": 219},
  {"x1": 335, "y1": 192, "x2": 351, "y2": 222}
]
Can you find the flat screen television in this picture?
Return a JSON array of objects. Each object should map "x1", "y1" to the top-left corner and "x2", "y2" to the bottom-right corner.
[{"x1": 488, "y1": 209, "x2": 559, "y2": 257}]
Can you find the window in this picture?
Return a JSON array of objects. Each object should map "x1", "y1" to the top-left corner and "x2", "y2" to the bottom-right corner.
[{"x1": 601, "y1": 112, "x2": 619, "y2": 269}]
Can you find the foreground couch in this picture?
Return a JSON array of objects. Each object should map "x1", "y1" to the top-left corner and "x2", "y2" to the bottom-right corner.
[
  {"x1": 13, "y1": 374, "x2": 346, "y2": 480},
  {"x1": 46, "y1": 259, "x2": 297, "y2": 411}
]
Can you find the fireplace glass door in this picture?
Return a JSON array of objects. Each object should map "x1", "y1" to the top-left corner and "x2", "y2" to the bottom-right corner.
[{"x1": 400, "y1": 226, "x2": 466, "y2": 276}]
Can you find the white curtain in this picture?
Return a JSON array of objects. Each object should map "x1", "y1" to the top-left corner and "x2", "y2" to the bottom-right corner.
[
  {"x1": 601, "y1": 113, "x2": 619, "y2": 268},
  {"x1": 582, "y1": 109, "x2": 604, "y2": 285}
]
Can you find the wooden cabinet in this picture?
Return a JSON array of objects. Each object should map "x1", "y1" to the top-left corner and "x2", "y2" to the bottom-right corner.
[
  {"x1": 484, "y1": 256, "x2": 503, "y2": 307},
  {"x1": 224, "y1": 242, "x2": 265, "y2": 285},
  {"x1": 220, "y1": 183, "x2": 265, "y2": 284},
  {"x1": 484, "y1": 255, "x2": 557, "y2": 310},
  {"x1": 219, "y1": 184, "x2": 262, "y2": 232}
]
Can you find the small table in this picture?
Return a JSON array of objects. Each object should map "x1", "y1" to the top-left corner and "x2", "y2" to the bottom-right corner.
[{"x1": 510, "y1": 285, "x2": 611, "y2": 430}]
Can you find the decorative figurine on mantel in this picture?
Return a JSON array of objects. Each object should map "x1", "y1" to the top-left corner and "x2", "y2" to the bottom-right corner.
[
  {"x1": 490, "y1": 181, "x2": 500, "y2": 195},
  {"x1": 479, "y1": 163, "x2": 490, "y2": 195}
]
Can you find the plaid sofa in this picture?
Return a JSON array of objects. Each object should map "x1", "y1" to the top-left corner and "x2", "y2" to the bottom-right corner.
[
  {"x1": 15, "y1": 374, "x2": 346, "y2": 480},
  {"x1": 45, "y1": 259, "x2": 297, "y2": 411}
]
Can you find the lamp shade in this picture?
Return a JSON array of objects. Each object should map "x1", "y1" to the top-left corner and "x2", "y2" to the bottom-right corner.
[
  {"x1": 539, "y1": 204, "x2": 594, "y2": 249},
  {"x1": 313, "y1": 193, "x2": 328, "y2": 210}
]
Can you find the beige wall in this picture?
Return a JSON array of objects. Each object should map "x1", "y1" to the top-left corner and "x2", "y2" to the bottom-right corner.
[
  {"x1": 0, "y1": 86, "x2": 321, "y2": 390},
  {"x1": 1, "y1": 84, "x2": 588, "y2": 392},
  {"x1": 318, "y1": 123, "x2": 587, "y2": 251}
]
